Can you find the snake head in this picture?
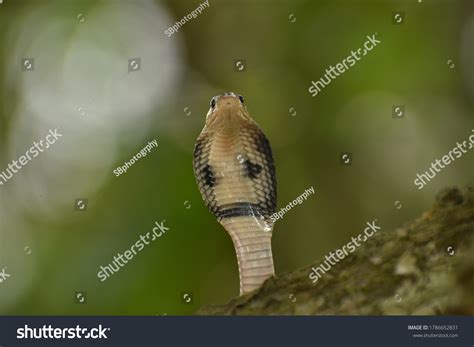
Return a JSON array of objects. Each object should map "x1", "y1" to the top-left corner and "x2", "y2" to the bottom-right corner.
[{"x1": 206, "y1": 92, "x2": 250, "y2": 126}]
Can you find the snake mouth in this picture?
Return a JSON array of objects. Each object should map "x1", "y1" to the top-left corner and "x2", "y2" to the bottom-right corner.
[
  {"x1": 216, "y1": 94, "x2": 242, "y2": 110},
  {"x1": 205, "y1": 92, "x2": 250, "y2": 126},
  {"x1": 207, "y1": 100, "x2": 248, "y2": 128}
]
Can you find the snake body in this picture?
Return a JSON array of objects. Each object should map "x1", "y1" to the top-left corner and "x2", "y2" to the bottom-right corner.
[{"x1": 193, "y1": 92, "x2": 277, "y2": 295}]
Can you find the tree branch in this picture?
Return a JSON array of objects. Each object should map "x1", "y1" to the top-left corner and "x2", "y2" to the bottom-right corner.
[{"x1": 198, "y1": 186, "x2": 474, "y2": 315}]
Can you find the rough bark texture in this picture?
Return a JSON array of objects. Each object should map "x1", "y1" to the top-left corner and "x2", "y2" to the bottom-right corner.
[{"x1": 197, "y1": 186, "x2": 474, "y2": 315}]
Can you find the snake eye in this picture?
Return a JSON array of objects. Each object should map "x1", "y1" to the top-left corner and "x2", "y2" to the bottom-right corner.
[
  {"x1": 210, "y1": 97, "x2": 216, "y2": 109},
  {"x1": 238, "y1": 95, "x2": 244, "y2": 104}
]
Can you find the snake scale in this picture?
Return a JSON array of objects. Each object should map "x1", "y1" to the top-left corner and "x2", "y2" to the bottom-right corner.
[{"x1": 193, "y1": 92, "x2": 277, "y2": 295}]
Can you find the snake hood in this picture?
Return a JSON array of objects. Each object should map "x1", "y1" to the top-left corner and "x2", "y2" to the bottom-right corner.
[{"x1": 193, "y1": 92, "x2": 277, "y2": 295}]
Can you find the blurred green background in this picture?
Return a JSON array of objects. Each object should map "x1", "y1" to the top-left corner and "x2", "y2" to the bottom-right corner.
[{"x1": 0, "y1": 0, "x2": 472, "y2": 315}]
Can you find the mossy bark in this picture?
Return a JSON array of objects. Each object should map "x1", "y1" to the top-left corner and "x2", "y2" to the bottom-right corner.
[{"x1": 198, "y1": 186, "x2": 474, "y2": 315}]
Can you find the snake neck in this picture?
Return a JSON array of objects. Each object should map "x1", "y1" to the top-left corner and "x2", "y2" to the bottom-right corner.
[{"x1": 221, "y1": 217, "x2": 275, "y2": 295}]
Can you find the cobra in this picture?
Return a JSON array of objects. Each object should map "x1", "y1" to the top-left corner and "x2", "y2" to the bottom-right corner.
[{"x1": 193, "y1": 92, "x2": 277, "y2": 295}]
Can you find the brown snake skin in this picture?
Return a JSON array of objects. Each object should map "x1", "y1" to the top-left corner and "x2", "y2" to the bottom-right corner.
[{"x1": 193, "y1": 92, "x2": 277, "y2": 295}]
